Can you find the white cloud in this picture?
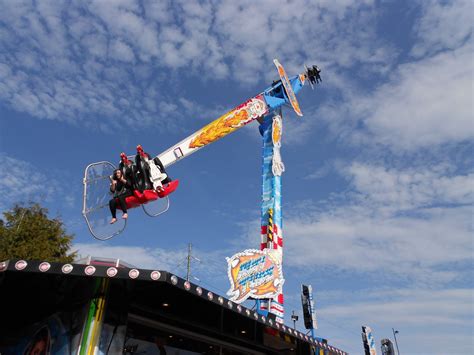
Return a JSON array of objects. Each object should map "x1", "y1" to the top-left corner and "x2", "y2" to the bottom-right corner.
[
  {"x1": 0, "y1": 154, "x2": 60, "y2": 211},
  {"x1": 299, "y1": 1, "x2": 473, "y2": 153},
  {"x1": 73, "y1": 242, "x2": 232, "y2": 292},
  {"x1": 109, "y1": 40, "x2": 135, "y2": 62},
  {"x1": 319, "y1": 288, "x2": 474, "y2": 354},
  {"x1": 362, "y1": 45, "x2": 473, "y2": 150},
  {"x1": 304, "y1": 160, "x2": 334, "y2": 180},
  {"x1": 213, "y1": 0, "x2": 390, "y2": 84},
  {"x1": 411, "y1": 0, "x2": 473, "y2": 58},
  {"x1": 0, "y1": 0, "x2": 394, "y2": 128},
  {"x1": 347, "y1": 163, "x2": 474, "y2": 210},
  {"x1": 284, "y1": 163, "x2": 473, "y2": 284},
  {"x1": 324, "y1": 288, "x2": 472, "y2": 326},
  {"x1": 316, "y1": 42, "x2": 473, "y2": 151},
  {"x1": 286, "y1": 205, "x2": 472, "y2": 282},
  {"x1": 74, "y1": 243, "x2": 177, "y2": 269}
]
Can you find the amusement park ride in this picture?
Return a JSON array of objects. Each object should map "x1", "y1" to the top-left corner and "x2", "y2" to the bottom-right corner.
[
  {"x1": 83, "y1": 60, "x2": 321, "y2": 240},
  {"x1": 82, "y1": 59, "x2": 322, "y2": 323},
  {"x1": 0, "y1": 59, "x2": 349, "y2": 355}
]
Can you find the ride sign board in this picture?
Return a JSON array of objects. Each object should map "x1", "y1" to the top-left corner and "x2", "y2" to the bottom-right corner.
[
  {"x1": 301, "y1": 284, "x2": 318, "y2": 330},
  {"x1": 226, "y1": 249, "x2": 284, "y2": 303},
  {"x1": 362, "y1": 326, "x2": 377, "y2": 355}
]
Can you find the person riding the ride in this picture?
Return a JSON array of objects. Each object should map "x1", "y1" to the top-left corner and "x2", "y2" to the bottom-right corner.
[
  {"x1": 135, "y1": 145, "x2": 172, "y2": 193},
  {"x1": 109, "y1": 168, "x2": 133, "y2": 224}
]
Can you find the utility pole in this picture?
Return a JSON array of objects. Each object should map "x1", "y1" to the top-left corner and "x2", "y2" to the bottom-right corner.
[
  {"x1": 392, "y1": 328, "x2": 400, "y2": 355},
  {"x1": 186, "y1": 243, "x2": 192, "y2": 281},
  {"x1": 173, "y1": 243, "x2": 201, "y2": 282},
  {"x1": 183, "y1": 243, "x2": 201, "y2": 282}
]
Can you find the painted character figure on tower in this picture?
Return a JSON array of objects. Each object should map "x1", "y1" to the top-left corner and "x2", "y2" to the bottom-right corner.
[{"x1": 109, "y1": 169, "x2": 133, "y2": 224}]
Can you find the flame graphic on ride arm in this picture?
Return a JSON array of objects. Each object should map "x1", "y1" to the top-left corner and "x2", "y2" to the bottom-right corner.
[
  {"x1": 190, "y1": 109, "x2": 249, "y2": 148},
  {"x1": 189, "y1": 96, "x2": 268, "y2": 149}
]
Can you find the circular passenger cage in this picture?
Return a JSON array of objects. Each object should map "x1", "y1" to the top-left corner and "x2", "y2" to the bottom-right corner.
[{"x1": 82, "y1": 161, "x2": 170, "y2": 241}]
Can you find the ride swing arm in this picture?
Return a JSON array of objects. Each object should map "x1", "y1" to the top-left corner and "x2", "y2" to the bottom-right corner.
[
  {"x1": 82, "y1": 60, "x2": 321, "y2": 240},
  {"x1": 155, "y1": 59, "x2": 315, "y2": 169}
]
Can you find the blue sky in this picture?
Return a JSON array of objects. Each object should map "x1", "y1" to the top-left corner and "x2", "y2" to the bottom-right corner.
[{"x1": 0, "y1": 0, "x2": 472, "y2": 353}]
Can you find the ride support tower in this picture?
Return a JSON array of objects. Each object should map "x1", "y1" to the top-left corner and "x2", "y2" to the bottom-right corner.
[{"x1": 257, "y1": 111, "x2": 285, "y2": 323}]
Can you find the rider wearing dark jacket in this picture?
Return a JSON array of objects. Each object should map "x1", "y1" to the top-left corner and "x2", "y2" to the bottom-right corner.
[{"x1": 109, "y1": 169, "x2": 133, "y2": 224}]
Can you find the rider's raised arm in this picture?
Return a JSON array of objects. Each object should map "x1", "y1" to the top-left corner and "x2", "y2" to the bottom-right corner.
[{"x1": 110, "y1": 179, "x2": 117, "y2": 193}]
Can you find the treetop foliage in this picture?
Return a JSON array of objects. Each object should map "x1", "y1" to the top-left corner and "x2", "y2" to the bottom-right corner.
[{"x1": 0, "y1": 203, "x2": 76, "y2": 262}]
